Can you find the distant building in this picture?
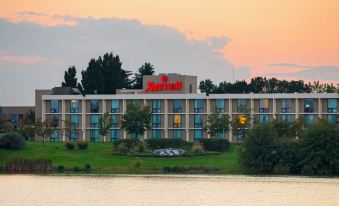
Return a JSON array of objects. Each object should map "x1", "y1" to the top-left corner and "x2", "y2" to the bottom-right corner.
[
  {"x1": 0, "y1": 106, "x2": 35, "y2": 129},
  {"x1": 35, "y1": 73, "x2": 339, "y2": 142}
]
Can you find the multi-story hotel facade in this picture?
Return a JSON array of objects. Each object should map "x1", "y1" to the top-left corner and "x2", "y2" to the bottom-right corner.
[{"x1": 35, "y1": 74, "x2": 339, "y2": 142}]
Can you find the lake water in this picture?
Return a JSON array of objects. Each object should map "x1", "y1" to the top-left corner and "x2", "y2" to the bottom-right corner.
[{"x1": 0, "y1": 175, "x2": 338, "y2": 206}]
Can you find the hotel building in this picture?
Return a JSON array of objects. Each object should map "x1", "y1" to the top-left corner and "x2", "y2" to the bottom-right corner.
[{"x1": 35, "y1": 74, "x2": 339, "y2": 142}]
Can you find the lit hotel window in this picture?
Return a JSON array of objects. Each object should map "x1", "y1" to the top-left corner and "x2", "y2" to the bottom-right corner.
[
  {"x1": 173, "y1": 114, "x2": 182, "y2": 128},
  {"x1": 259, "y1": 99, "x2": 269, "y2": 113},
  {"x1": 216, "y1": 99, "x2": 225, "y2": 113},
  {"x1": 304, "y1": 99, "x2": 314, "y2": 113}
]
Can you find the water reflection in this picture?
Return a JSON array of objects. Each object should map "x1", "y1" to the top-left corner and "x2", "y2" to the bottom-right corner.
[{"x1": 0, "y1": 175, "x2": 338, "y2": 206}]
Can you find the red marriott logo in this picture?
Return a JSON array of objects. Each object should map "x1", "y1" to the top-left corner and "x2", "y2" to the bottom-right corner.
[{"x1": 144, "y1": 76, "x2": 183, "y2": 92}]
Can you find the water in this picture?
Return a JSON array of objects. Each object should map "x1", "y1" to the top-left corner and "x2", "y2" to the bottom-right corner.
[{"x1": 0, "y1": 175, "x2": 338, "y2": 206}]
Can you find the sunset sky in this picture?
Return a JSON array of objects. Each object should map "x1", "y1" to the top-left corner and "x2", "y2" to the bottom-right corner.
[{"x1": 1, "y1": 0, "x2": 338, "y2": 105}]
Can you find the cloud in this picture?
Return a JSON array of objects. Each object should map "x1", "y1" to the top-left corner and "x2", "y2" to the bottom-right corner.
[
  {"x1": 0, "y1": 50, "x2": 46, "y2": 64},
  {"x1": 267, "y1": 64, "x2": 339, "y2": 81},
  {"x1": 7, "y1": 11, "x2": 77, "y2": 26},
  {"x1": 0, "y1": 15, "x2": 234, "y2": 105}
]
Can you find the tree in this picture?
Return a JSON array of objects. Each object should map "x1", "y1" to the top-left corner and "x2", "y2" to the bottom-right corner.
[
  {"x1": 62, "y1": 66, "x2": 78, "y2": 87},
  {"x1": 121, "y1": 104, "x2": 151, "y2": 139},
  {"x1": 239, "y1": 123, "x2": 280, "y2": 173},
  {"x1": 0, "y1": 118, "x2": 13, "y2": 133},
  {"x1": 63, "y1": 119, "x2": 81, "y2": 142},
  {"x1": 204, "y1": 113, "x2": 229, "y2": 138},
  {"x1": 231, "y1": 108, "x2": 252, "y2": 139},
  {"x1": 133, "y1": 62, "x2": 155, "y2": 89},
  {"x1": 99, "y1": 113, "x2": 111, "y2": 142},
  {"x1": 199, "y1": 79, "x2": 216, "y2": 95},
  {"x1": 299, "y1": 119, "x2": 339, "y2": 174},
  {"x1": 35, "y1": 118, "x2": 52, "y2": 145}
]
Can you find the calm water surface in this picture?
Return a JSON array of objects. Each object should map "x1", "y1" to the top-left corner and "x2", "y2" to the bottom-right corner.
[{"x1": 0, "y1": 175, "x2": 338, "y2": 206}]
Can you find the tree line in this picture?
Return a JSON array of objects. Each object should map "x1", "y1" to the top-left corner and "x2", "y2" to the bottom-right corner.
[
  {"x1": 199, "y1": 77, "x2": 339, "y2": 94},
  {"x1": 61, "y1": 52, "x2": 155, "y2": 94}
]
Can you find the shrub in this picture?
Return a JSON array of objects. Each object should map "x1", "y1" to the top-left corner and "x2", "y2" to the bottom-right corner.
[
  {"x1": 132, "y1": 142, "x2": 145, "y2": 153},
  {"x1": 200, "y1": 138, "x2": 229, "y2": 152},
  {"x1": 84, "y1": 164, "x2": 91, "y2": 173},
  {"x1": 73, "y1": 166, "x2": 81, "y2": 172},
  {"x1": 0, "y1": 132, "x2": 25, "y2": 149},
  {"x1": 299, "y1": 120, "x2": 339, "y2": 174},
  {"x1": 145, "y1": 138, "x2": 192, "y2": 150},
  {"x1": 239, "y1": 123, "x2": 280, "y2": 173},
  {"x1": 132, "y1": 159, "x2": 142, "y2": 169},
  {"x1": 4, "y1": 157, "x2": 52, "y2": 173},
  {"x1": 57, "y1": 165, "x2": 65, "y2": 173},
  {"x1": 191, "y1": 144, "x2": 204, "y2": 154},
  {"x1": 163, "y1": 166, "x2": 187, "y2": 173},
  {"x1": 77, "y1": 141, "x2": 88, "y2": 150},
  {"x1": 116, "y1": 142, "x2": 128, "y2": 154},
  {"x1": 113, "y1": 139, "x2": 141, "y2": 151},
  {"x1": 65, "y1": 142, "x2": 75, "y2": 150}
]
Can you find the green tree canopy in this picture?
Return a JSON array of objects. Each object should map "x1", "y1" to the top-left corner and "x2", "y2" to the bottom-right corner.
[
  {"x1": 121, "y1": 104, "x2": 151, "y2": 138},
  {"x1": 62, "y1": 66, "x2": 78, "y2": 87},
  {"x1": 133, "y1": 62, "x2": 155, "y2": 89},
  {"x1": 204, "y1": 113, "x2": 230, "y2": 138}
]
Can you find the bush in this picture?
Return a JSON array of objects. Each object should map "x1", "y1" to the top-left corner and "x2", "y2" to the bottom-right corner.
[
  {"x1": 132, "y1": 142, "x2": 145, "y2": 153},
  {"x1": 65, "y1": 142, "x2": 75, "y2": 150},
  {"x1": 116, "y1": 142, "x2": 128, "y2": 154},
  {"x1": 191, "y1": 144, "x2": 204, "y2": 154},
  {"x1": 113, "y1": 139, "x2": 141, "y2": 151},
  {"x1": 239, "y1": 123, "x2": 280, "y2": 173},
  {"x1": 5, "y1": 157, "x2": 52, "y2": 173},
  {"x1": 77, "y1": 141, "x2": 88, "y2": 150},
  {"x1": 84, "y1": 164, "x2": 91, "y2": 173},
  {"x1": 200, "y1": 138, "x2": 229, "y2": 152},
  {"x1": 145, "y1": 138, "x2": 192, "y2": 150},
  {"x1": 73, "y1": 166, "x2": 81, "y2": 172},
  {"x1": 299, "y1": 120, "x2": 339, "y2": 174},
  {"x1": 57, "y1": 165, "x2": 65, "y2": 173},
  {"x1": 163, "y1": 166, "x2": 187, "y2": 173},
  {"x1": 0, "y1": 132, "x2": 25, "y2": 149},
  {"x1": 132, "y1": 158, "x2": 142, "y2": 169}
]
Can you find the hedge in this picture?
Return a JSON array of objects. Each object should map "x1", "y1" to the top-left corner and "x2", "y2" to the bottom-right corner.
[
  {"x1": 145, "y1": 138, "x2": 193, "y2": 150},
  {"x1": 200, "y1": 138, "x2": 230, "y2": 152}
]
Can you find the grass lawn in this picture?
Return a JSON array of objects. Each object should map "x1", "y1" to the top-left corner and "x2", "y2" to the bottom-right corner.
[{"x1": 0, "y1": 141, "x2": 242, "y2": 174}]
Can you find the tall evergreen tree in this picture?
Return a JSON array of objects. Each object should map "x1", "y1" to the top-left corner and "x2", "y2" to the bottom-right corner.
[
  {"x1": 133, "y1": 62, "x2": 155, "y2": 89},
  {"x1": 62, "y1": 66, "x2": 78, "y2": 87}
]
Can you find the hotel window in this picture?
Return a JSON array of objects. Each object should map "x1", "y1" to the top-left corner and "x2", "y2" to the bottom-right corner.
[
  {"x1": 90, "y1": 114, "x2": 99, "y2": 127},
  {"x1": 152, "y1": 114, "x2": 161, "y2": 128},
  {"x1": 110, "y1": 129, "x2": 119, "y2": 141},
  {"x1": 70, "y1": 100, "x2": 79, "y2": 113},
  {"x1": 70, "y1": 114, "x2": 79, "y2": 126},
  {"x1": 111, "y1": 114, "x2": 118, "y2": 127},
  {"x1": 327, "y1": 115, "x2": 337, "y2": 123},
  {"x1": 216, "y1": 131, "x2": 224, "y2": 138},
  {"x1": 281, "y1": 114, "x2": 292, "y2": 123},
  {"x1": 50, "y1": 130, "x2": 59, "y2": 141},
  {"x1": 237, "y1": 99, "x2": 247, "y2": 113},
  {"x1": 173, "y1": 114, "x2": 182, "y2": 128},
  {"x1": 173, "y1": 130, "x2": 182, "y2": 139},
  {"x1": 194, "y1": 129, "x2": 203, "y2": 142},
  {"x1": 236, "y1": 130, "x2": 246, "y2": 141},
  {"x1": 131, "y1": 132, "x2": 139, "y2": 139},
  {"x1": 259, "y1": 99, "x2": 269, "y2": 113},
  {"x1": 216, "y1": 99, "x2": 225, "y2": 113},
  {"x1": 152, "y1": 100, "x2": 161, "y2": 113},
  {"x1": 281, "y1": 99, "x2": 292, "y2": 113},
  {"x1": 194, "y1": 99, "x2": 203, "y2": 113},
  {"x1": 128, "y1": 100, "x2": 139, "y2": 107},
  {"x1": 304, "y1": 99, "x2": 314, "y2": 113},
  {"x1": 194, "y1": 114, "x2": 203, "y2": 128},
  {"x1": 50, "y1": 115, "x2": 60, "y2": 128},
  {"x1": 173, "y1": 100, "x2": 182, "y2": 113},
  {"x1": 50, "y1": 100, "x2": 59, "y2": 113},
  {"x1": 90, "y1": 100, "x2": 99, "y2": 113},
  {"x1": 327, "y1": 99, "x2": 337, "y2": 113},
  {"x1": 305, "y1": 114, "x2": 314, "y2": 125},
  {"x1": 259, "y1": 114, "x2": 269, "y2": 123},
  {"x1": 70, "y1": 129, "x2": 78, "y2": 142},
  {"x1": 90, "y1": 129, "x2": 99, "y2": 142},
  {"x1": 152, "y1": 129, "x2": 161, "y2": 138},
  {"x1": 111, "y1": 100, "x2": 120, "y2": 113}
]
